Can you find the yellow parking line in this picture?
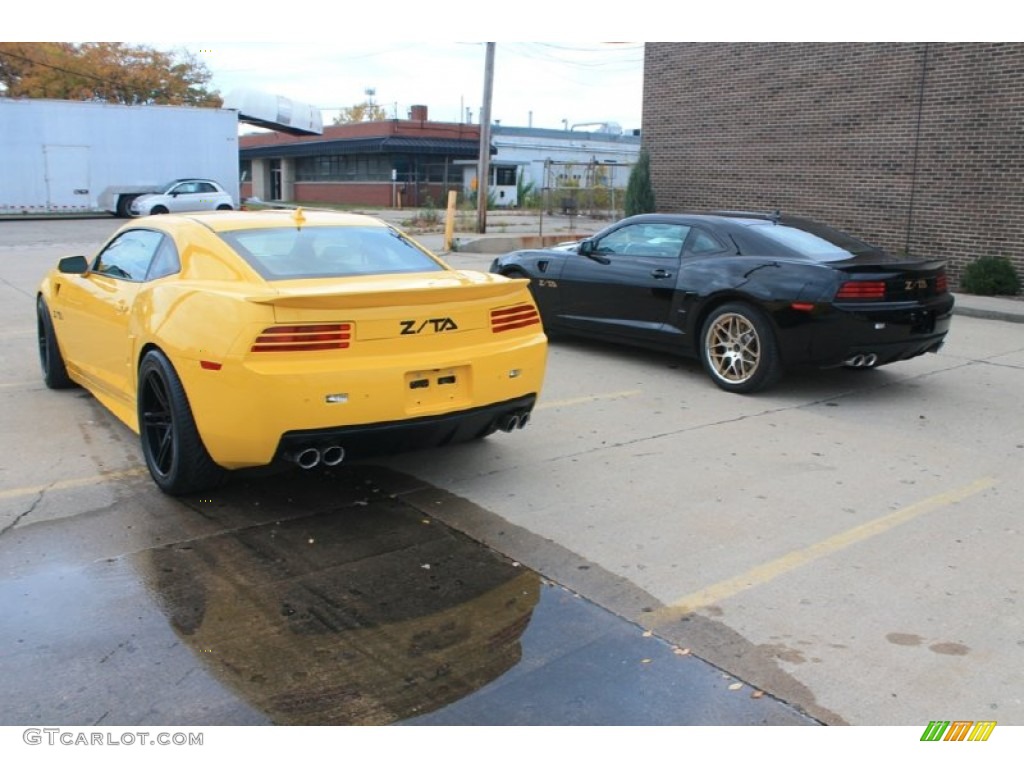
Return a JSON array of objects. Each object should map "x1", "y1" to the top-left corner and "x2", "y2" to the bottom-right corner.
[
  {"x1": 648, "y1": 476, "x2": 996, "y2": 622},
  {"x1": 0, "y1": 468, "x2": 148, "y2": 501},
  {"x1": 538, "y1": 389, "x2": 642, "y2": 410}
]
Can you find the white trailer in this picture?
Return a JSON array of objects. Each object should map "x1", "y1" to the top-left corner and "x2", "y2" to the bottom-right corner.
[{"x1": 0, "y1": 98, "x2": 241, "y2": 217}]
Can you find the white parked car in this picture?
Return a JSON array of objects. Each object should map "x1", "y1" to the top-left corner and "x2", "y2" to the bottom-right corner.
[{"x1": 130, "y1": 179, "x2": 234, "y2": 216}]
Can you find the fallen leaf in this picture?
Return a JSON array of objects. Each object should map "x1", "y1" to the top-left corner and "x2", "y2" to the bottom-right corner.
[
  {"x1": 751, "y1": 690, "x2": 764, "y2": 699},
  {"x1": 673, "y1": 648, "x2": 691, "y2": 656},
  {"x1": 728, "y1": 682, "x2": 743, "y2": 691},
  {"x1": 640, "y1": 658, "x2": 652, "y2": 664},
  {"x1": 421, "y1": 563, "x2": 431, "y2": 570},
  {"x1": 642, "y1": 630, "x2": 653, "y2": 638}
]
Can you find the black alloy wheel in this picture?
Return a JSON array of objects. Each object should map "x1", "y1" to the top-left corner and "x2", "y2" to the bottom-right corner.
[
  {"x1": 37, "y1": 296, "x2": 75, "y2": 389},
  {"x1": 137, "y1": 350, "x2": 225, "y2": 495}
]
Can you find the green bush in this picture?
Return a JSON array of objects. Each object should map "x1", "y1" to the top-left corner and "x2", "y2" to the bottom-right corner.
[
  {"x1": 961, "y1": 256, "x2": 1021, "y2": 296},
  {"x1": 625, "y1": 148, "x2": 655, "y2": 217}
]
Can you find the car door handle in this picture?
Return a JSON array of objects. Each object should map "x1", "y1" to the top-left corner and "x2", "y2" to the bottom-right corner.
[{"x1": 651, "y1": 269, "x2": 673, "y2": 279}]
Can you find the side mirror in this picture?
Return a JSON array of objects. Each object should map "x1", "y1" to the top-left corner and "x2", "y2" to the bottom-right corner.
[
  {"x1": 578, "y1": 239, "x2": 611, "y2": 265},
  {"x1": 58, "y1": 255, "x2": 89, "y2": 274}
]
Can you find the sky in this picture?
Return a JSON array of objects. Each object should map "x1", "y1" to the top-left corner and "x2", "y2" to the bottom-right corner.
[
  {"x1": 14, "y1": 0, "x2": 995, "y2": 139},
  {"x1": 181, "y1": 42, "x2": 646, "y2": 134}
]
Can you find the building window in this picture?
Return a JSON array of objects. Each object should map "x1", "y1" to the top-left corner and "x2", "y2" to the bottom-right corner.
[
  {"x1": 494, "y1": 166, "x2": 517, "y2": 186},
  {"x1": 296, "y1": 155, "x2": 393, "y2": 182},
  {"x1": 295, "y1": 154, "x2": 463, "y2": 184}
]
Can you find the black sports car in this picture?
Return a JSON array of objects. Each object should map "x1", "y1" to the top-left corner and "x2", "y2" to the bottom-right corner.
[{"x1": 490, "y1": 212, "x2": 954, "y2": 393}]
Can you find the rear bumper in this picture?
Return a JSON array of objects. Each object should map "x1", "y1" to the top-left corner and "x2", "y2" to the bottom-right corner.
[
  {"x1": 275, "y1": 394, "x2": 537, "y2": 465},
  {"x1": 178, "y1": 334, "x2": 547, "y2": 469},
  {"x1": 801, "y1": 296, "x2": 954, "y2": 368}
]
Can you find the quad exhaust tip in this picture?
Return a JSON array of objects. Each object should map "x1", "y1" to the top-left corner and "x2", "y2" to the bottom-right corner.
[
  {"x1": 290, "y1": 445, "x2": 345, "y2": 470},
  {"x1": 845, "y1": 353, "x2": 879, "y2": 368},
  {"x1": 497, "y1": 410, "x2": 532, "y2": 433},
  {"x1": 321, "y1": 445, "x2": 345, "y2": 466},
  {"x1": 295, "y1": 448, "x2": 321, "y2": 469}
]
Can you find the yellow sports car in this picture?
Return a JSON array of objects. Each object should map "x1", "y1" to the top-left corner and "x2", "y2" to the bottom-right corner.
[{"x1": 37, "y1": 209, "x2": 547, "y2": 495}]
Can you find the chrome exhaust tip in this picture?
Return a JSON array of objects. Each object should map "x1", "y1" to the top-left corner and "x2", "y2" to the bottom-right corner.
[
  {"x1": 498, "y1": 414, "x2": 519, "y2": 432},
  {"x1": 321, "y1": 445, "x2": 345, "y2": 467},
  {"x1": 845, "y1": 354, "x2": 865, "y2": 368},
  {"x1": 295, "y1": 448, "x2": 321, "y2": 470},
  {"x1": 517, "y1": 412, "x2": 530, "y2": 429},
  {"x1": 864, "y1": 353, "x2": 878, "y2": 367}
]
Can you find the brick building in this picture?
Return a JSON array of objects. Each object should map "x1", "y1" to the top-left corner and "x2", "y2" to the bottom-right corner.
[
  {"x1": 240, "y1": 106, "x2": 482, "y2": 209},
  {"x1": 239, "y1": 107, "x2": 641, "y2": 212},
  {"x1": 642, "y1": 43, "x2": 1024, "y2": 287}
]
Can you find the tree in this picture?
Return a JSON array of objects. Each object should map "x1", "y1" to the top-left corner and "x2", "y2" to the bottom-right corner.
[
  {"x1": 625, "y1": 148, "x2": 656, "y2": 216},
  {"x1": 0, "y1": 42, "x2": 221, "y2": 107},
  {"x1": 332, "y1": 101, "x2": 388, "y2": 124}
]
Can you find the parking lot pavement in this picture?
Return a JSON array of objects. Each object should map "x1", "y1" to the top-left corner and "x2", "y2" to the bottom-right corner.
[
  {"x1": 0, "y1": 464, "x2": 815, "y2": 726},
  {"x1": 3, "y1": 217, "x2": 1023, "y2": 728}
]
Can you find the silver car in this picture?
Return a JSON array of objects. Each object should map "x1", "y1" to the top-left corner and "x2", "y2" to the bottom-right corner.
[{"x1": 130, "y1": 179, "x2": 234, "y2": 216}]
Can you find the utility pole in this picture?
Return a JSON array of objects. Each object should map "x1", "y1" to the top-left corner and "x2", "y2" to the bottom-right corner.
[{"x1": 476, "y1": 42, "x2": 495, "y2": 234}]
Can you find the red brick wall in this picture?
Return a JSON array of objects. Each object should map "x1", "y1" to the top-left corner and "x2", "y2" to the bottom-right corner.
[
  {"x1": 292, "y1": 182, "x2": 451, "y2": 209},
  {"x1": 642, "y1": 42, "x2": 1024, "y2": 287}
]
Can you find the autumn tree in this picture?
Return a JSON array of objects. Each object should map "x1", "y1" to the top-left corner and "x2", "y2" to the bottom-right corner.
[
  {"x1": 0, "y1": 42, "x2": 221, "y2": 107},
  {"x1": 332, "y1": 101, "x2": 388, "y2": 124}
]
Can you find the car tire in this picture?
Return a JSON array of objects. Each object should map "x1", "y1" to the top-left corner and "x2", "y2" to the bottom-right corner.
[
  {"x1": 699, "y1": 302, "x2": 783, "y2": 394},
  {"x1": 151, "y1": 205, "x2": 169, "y2": 215},
  {"x1": 115, "y1": 194, "x2": 139, "y2": 218},
  {"x1": 216, "y1": 204, "x2": 233, "y2": 211},
  {"x1": 37, "y1": 296, "x2": 75, "y2": 390},
  {"x1": 137, "y1": 349, "x2": 226, "y2": 495}
]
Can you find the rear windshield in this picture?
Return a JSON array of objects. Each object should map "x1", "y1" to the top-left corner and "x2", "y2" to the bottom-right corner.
[
  {"x1": 744, "y1": 220, "x2": 883, "y2": 262},
  {"x1": 218, "y1": 226, "x2": 446, "y2": 280}
]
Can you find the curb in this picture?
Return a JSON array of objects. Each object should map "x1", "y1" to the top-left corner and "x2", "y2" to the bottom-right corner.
[{"x1": 953, "y1": 304, "x2": 1024, "y2": 324}]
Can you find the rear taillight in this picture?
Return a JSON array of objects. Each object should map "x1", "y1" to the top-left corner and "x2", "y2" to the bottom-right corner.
[
  {"x1": 935, "y1": 273, "x2": 948, "y2": 294},
  {"x1": 836, "y1": 280, "x2": 886, "y2": 300},
  {"x1": 251, "y1": 323, "x2": 351, "y2": 352},
  {"x1": 491, "y1": 304, "x2": 541, "y2": 333}
]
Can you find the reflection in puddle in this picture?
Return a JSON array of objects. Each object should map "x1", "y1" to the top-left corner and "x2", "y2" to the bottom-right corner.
[{"x1": 140, "y1": 498, "x2": 540, "y2": 725}]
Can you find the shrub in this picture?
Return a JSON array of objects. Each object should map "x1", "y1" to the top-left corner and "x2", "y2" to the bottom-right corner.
[
  {"x1": 625, "y1": 148, "x2": 656, "y2": 217},
  {"x1": 961, "y1": 256, "x2": 1021, "y2": 296}
]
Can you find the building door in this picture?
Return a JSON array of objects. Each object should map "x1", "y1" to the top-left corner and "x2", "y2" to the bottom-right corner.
[
  {"x1": 270, "y1": 159, "x2": 282, "y2": 200},
  {"x1": 44, "y1": 145, "x2": 90, "y2": 212}
]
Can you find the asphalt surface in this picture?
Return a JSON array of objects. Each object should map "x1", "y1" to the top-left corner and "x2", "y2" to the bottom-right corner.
[
  {"x1": 0, "y1": 468, "x2": 815, "y2": 726},
  {"x1": 2, "y1": 212, "x2": 1022, "y2": 731}
]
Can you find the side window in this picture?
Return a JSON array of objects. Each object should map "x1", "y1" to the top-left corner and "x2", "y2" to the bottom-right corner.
[
  {"x1": 596, "y1": 223, "x2": 690, "y2": 259},
  {"x1": 145, "y1": 236, "x2": 181, "y2": 281},
  {"x1": 174, "y1": 182, "x2": 198, "y2": 195},
  {"x1": 197, "y1": 182, "x2": 217, "y2": 193},
  {"x1": 686, "y1": 228, "x2": 727, "y2": 255},
  {"x1": 92, "y1": 229, "x2": 165, "y2": 281}
]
